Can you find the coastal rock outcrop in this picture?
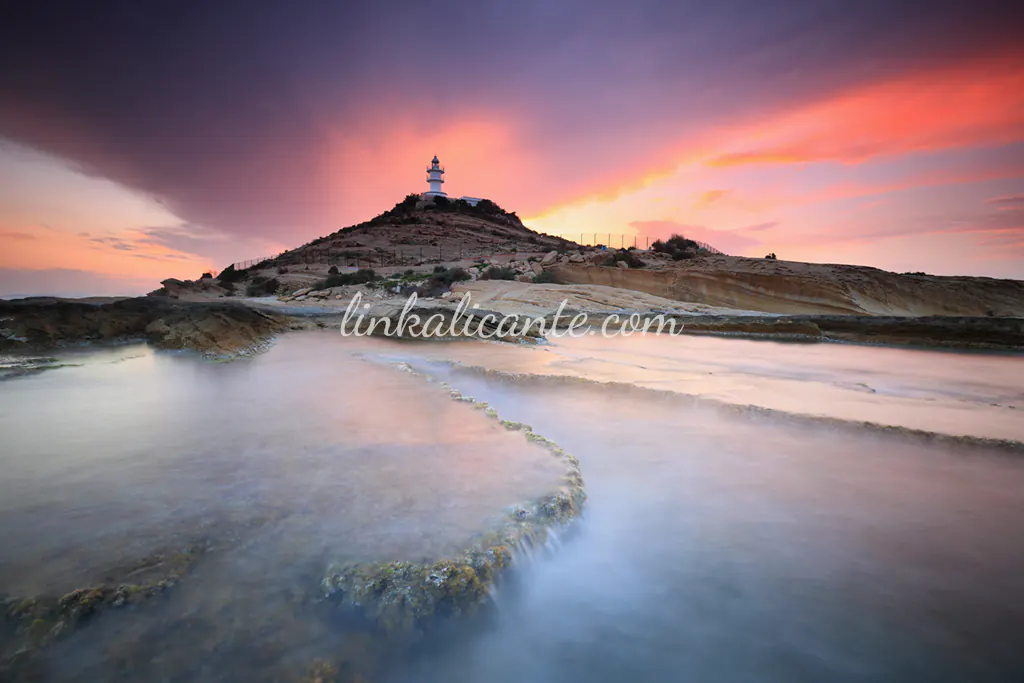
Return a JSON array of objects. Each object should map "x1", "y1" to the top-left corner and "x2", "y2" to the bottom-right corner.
[
  {"x1": 0, "y1": 297, "x2": 287, "y2": 357},
  {"x1": 551, "y1": 255, "x2": 1024, "y2": 317}
]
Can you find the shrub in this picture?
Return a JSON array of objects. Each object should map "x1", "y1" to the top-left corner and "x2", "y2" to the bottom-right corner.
[
  {"x1": 200, "y1": 272, "x2": 212, "y2": 279},
  {"x1": 433, "y1": 265, "x2": 448, "y2": 274},
  {"x1": 764, "y1": 252, "x2": 777, "y2": 260},
  {"x1": 328, "y1": 265, "x2": 339, "y2": 274},
  {"x1": 217, "y1": 264, "x2": 245, "y2": 283},
  {"x1": 245, "y1": 276, "x2": 280, "y2": 297},
  {"x1": 605, "y1": 249, "x2": 645, "y2": 268},
  {"x1": 480, "y1": 266, "x2": 517, "y2": 281},
  {"x1": 534, "y1": 270, "x2": 558, "y2": 284},
  {"x1": 316, "y1": 268, "x2": 380, "y2": 289},
  {"x1": 652, "y1": 233, "x2": 699, "y2": 260},
  {"x1": 415, "y1": 266, "x2": 471, "y2": 297}
]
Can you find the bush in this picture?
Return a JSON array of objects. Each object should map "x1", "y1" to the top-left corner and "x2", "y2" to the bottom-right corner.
[
  {"x1": 200, "y1": 272, "x2": 212, "y2": 279},
  {"x1": 328, "y1": 265, "x2": 339, "y2": 274},
  {"x1": 764, "y1": 252, "x2": 777, "y2": 260},
  {"x1": 480, "y1": 266, "x2": 517, "y2": 281},
  {"x1": 245, "y1": 276, "x2": 280, "y2": 297},
  {"x1": 652, "y1": 233, "x2": 699, "y2": 260},
  {"x1": 605, "y1": 249, "x2": 645, "y2": 268},
  {"x1": 217, "y1": 264, "x2": 245, "y2": 283},
  {"x1": 534, "y1": 270, "x2": 558, "y2": 284},
  {"x1": 416, "y1": 266, "x2": 471, "y2": 297},
  {"x1": 316, "y1": 268, "x2": 380, "y2": 289}
]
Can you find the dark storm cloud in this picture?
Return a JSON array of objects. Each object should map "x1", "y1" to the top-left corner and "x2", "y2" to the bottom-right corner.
[{"x1": 1, "y1": 0, "x2": 1022, "y2": 242}]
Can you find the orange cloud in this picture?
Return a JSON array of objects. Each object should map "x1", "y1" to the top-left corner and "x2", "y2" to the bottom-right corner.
[
  {"x1": 694, "y1": 189, "x2": 731, "y2": 208},
  {"x1": 707, "y1": 52, "x2": 1024, "y2": 167}
]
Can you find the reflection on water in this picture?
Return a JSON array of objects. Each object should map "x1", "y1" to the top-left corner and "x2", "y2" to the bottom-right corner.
[
  {"x1": 0, "y1": 333, "x2": 564, "y2": 681},
  {"x1": 407, "y1": 334, "x2": 1024, "y2": 441},
  {"x1": 2, "y1": 331, "x2": 1023, "y2": 681},
  {"x1": 396, "y1": 365, "x2": 1024, "y2": 683}
]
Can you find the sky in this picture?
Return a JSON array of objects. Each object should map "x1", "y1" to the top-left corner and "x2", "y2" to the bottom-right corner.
[{"x1": 1, "y1": 0, "x2": 1022, "y2": 297}]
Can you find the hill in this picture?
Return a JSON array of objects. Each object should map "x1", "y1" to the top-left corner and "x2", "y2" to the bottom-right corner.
[
  {"x1": 151, "y1": 196, "x2": 1023, "y2": 320},
  {"x1": 265, "y1": 194, "x2": 575, "y2": 270}
]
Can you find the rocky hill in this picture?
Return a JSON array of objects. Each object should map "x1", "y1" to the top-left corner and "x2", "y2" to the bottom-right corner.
[
  {"x1": 267, "y1": 195, "x2": 576, "y2": 270},
  {"x1": 147, "y1": 195, "x2": 1023, "y2": 320}
]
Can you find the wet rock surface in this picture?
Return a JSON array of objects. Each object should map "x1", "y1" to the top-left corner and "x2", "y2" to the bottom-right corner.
[
  {"x1": 657, "y1": 314, "x2": 1024, "y2": 350},
  {"x1": 0, "y1": 297, "x2": 287, "y2": 358},
  {"x1": 1, "y1": 545, "x2": 207, "y2": 680},
  {"x1": 321, "y1": 370, "x2": 586, "y2": 644}
]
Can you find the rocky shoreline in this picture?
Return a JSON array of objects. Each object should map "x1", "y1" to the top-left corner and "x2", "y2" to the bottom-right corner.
[
  {"x1": 590, "y1": 312, "x2": 1024, "y2": 351},
  {"x1": 3, "y1": 294, "x2": 1023, "y2": 358},
  {"x1": 0, "y1": 297, "x2": 288, "y2": 358}
]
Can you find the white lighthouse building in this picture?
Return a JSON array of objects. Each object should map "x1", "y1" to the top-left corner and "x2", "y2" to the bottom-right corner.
[{"x1": 424, "y1": 155, "x2": 447, "y2": 197}]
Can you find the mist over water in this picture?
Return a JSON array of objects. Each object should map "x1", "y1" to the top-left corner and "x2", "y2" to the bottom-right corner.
[
  {"x1": 2, "y1": 332, "x2": 1023, "y2": 681},
  {"x1": 394, "y1": 366, "x2": 1024, "y2": 682}
]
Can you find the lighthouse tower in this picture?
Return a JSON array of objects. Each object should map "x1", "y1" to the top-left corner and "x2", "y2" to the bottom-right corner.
[{"x1": 424, "y1": 155, "x2": 447, "y2": 197}]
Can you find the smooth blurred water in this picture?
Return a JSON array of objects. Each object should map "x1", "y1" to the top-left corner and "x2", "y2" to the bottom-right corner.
[
  {"x1": 0, "y1": 333, "x2": 565, "y2": 681},
  {"x1": 2, "y1": 331, "x2": 1023, "y2": 682},
  {"x1": 393, "y1": 364, "x2": 1024, "y2": 683}
]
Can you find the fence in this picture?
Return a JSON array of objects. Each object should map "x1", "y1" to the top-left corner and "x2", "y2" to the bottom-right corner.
[
  {"x1": 232, "y1": 255, "x2": 278, "y2": 270},
  {"x1": 234, "y1": 246, "x2": 550, "y2": 272},
  {"x1": 232, "y1": 236, "x2": 726, "y2": 272},
  {"x1": 575, "y1": 233, "x2": 725, "y2": 254}
]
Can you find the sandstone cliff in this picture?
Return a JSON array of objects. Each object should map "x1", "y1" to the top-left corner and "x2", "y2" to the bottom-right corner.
[{"x1": 551, "y1": 255, "x2": 1024, "y2": 317}]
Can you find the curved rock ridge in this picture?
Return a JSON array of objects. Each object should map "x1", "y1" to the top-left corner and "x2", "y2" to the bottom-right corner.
[
  {"x1": 320, "y1": 363, "x2": 586, "y2": 637},
  {"x1": 437, "y1": 363, "x2": 1024, "y2": 452},
  {"x1": 1, "y1": 544, "x2": 208, "y2": 679}
]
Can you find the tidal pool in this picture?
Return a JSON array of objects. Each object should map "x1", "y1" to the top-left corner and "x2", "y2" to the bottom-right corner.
[
  {"x1": 0, "y1": 333, "x2": 566, "y2": 681},
  {"x1": 2, "y1": 331, "x2": 1023, "y2": 682}
]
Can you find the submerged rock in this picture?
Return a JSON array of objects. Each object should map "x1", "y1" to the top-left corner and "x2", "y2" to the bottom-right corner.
[
  {"x1": 0, "y1": 544, "x2": 208, "y2": 678},
  {"x1": 322, "y1": 374, "x2": 586, "y2": 638}
]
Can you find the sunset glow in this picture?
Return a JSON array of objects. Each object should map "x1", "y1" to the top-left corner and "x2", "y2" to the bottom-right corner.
[{"x1": 1, "y1": 2, "x2": 1022, "y2": 296}]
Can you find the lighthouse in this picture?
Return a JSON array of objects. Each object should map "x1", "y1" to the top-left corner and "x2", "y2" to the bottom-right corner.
[{"x1": 424, "y1": 155, "x2": 447, "y2": 197}]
